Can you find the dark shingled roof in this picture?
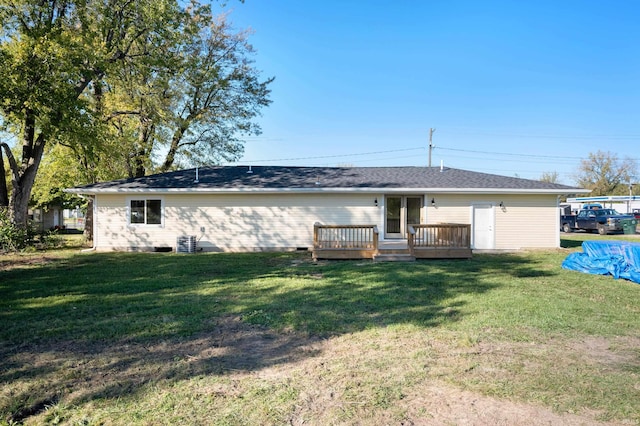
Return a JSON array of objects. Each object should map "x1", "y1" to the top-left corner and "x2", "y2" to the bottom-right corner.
[{"x1": 67, "y1": 166, "x2": 584, "y2": 193}]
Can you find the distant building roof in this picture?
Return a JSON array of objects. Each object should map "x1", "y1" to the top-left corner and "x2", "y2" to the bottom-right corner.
[{"x1": 66, "y1": 166, "x2": 588, "y2": 195}]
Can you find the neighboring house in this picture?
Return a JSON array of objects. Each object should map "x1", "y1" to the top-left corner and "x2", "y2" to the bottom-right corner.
[
  {"x1": 29, "y1": 205, "x2": 84, "y2": 232},
  {"x1": 65, "y1": 166, "x2": 589, "y2": 253},
  {"x1": 29, "y1": 205, "x2": 64, "y2": 232}
]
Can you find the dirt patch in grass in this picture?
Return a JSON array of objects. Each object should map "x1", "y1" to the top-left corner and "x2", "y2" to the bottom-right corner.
[
  {"x1": 1, "y1": 316, "x2": 319, "y2": 422},
  {"x1": 276, "y1": 331, "x2": 632, "y2": 426},
  {"x1": 0, "y1": 255, "x2": 58, "y2": 271},
  {"x1": 428, "y1": 335, "x2": 640, "y2": 425},
  {"x1": 398, "y1": 385, "x2": 615, "y2": 426},
  {"x1": 573, "y1": 335, "x2": 640, "y2": 366},
  {"x1": 2, "y1": 317, "x2": 636, "y2": 425}
]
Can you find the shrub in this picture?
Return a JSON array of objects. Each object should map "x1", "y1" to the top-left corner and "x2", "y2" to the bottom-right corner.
[
  {"x1": 39, "y1": 230, "x2": 65, "y2": 250},
  {"x1": 0, "y1": 208, "x2": 31, "y2": 252}
]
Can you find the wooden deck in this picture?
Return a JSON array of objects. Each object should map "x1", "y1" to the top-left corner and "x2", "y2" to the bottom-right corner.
[
  {"x1": 313, "y1": 223, "x2": 472, "y2": 261},
  {"x1": 408, "y1": 224, "x2": 472, "y2": 259},
  {"x1": 312, "y1": 224, "x2": 379, "y2": 260}
]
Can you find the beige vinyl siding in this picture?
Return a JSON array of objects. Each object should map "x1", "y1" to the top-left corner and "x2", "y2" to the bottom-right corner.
[
  {"x1": 94, "y1": 193, "x2": 381, "y2": 251},
  {"x1": 425, "y1": 194, "x2": 559, "y2": 249},
  {"x1": 94, "y1": 191, "x2": 560, "y2": 251},
  {"x1": 493, "y1": 195, "x2": 559, "y2": 249},
  {"x1": 94, "y1": 195, "x2": 129, "y2": 251},
  {"x1": 425, "y1": 195, "x2": 473, "y2": 224}
]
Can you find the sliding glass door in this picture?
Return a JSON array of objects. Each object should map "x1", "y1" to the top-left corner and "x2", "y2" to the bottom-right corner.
[{"x1": 385, "y1": 196, "x2": 423, "y2": 239}]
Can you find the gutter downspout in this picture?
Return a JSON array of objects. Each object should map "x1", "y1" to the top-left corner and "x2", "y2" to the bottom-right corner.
[{"x1": 556, "y1": 195, "x2": 562, "y2": 249}]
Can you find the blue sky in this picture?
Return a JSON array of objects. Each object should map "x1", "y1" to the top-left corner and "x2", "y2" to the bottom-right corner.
[{"x1": 221, "y1": 0, "x2": 640, "y2": 184}]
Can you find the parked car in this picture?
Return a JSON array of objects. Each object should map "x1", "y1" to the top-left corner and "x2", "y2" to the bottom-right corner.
[{"x1": 561, "y1": 208, "x2": 635, "y2": 235}]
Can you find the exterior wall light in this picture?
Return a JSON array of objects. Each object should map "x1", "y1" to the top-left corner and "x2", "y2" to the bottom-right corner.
[{"x1": 431, "y1": 198, "x2": 436, "y2": 206}]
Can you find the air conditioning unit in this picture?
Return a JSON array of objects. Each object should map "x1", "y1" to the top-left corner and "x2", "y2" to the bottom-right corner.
[{"x1": 176, "y1": 235, "x2": 197, "y2": 253}]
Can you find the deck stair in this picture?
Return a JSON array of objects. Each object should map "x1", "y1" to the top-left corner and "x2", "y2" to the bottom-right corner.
[{"x1": 373, "y1": 241, "x2": 415, "y2": 262}]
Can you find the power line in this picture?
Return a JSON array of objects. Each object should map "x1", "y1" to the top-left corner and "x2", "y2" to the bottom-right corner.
[
  {"x1": 230, "y1": 142, "x2": 632, "y2": 183},
  {"x1": 439, "y1": 152, "x2": 581, "y2": 166},
  {"x1": 441, "y1": 130, "x2": 640, "y2": 140},
  {"x1": 436, "y1": 146, "x2": 585, "y2": 160},
  {"x1": 299, "y1": 154, "x2": 426, "y2": 167},
  {"x1": 242, "y1": 128, "x2": 640, "y2": 141},
  {"x1": 235, "y1": 146, "x2": 425, "y2": 164},
  {"x1": 447, "y1": 163, "x2": 575, "y2": 177},
  {"x1": 238, "y1": 145, "x2": 580, "y2": 166},
  {"x1": 238, "y1": 142, "x2": 636, "y2": 165},
  {"x1": 438, "y1": 146, "x2": 640, "y2": 164}
]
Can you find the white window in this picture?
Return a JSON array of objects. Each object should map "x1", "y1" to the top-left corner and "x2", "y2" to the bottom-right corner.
[{"x1": 129, "y1": 199, "x2": 163, "y2": 225}]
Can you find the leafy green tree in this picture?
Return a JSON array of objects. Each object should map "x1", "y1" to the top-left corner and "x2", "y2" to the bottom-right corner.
[
  {"x1": 31, "y1": 145, "x2": 87, "y2": 209},
  {"x1": 1, "y1": 1, "x2": 271, "y2": 230},
  {"x1": 158, "y1": 14, "x2": 273, "y2": 173},
  {"x1": 98, "y1": 10, "x2": 273, "y2": 177},
  {"x1": 575, "y1": 150, "x2": 638, "y2": 196},
  {"x1": 0, "y1": 0, "x2": 183, "y2": 228}
]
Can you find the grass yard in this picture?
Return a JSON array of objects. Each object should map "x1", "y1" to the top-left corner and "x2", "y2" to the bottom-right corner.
[{"x1": 1, "y1": 235, "x2": 639, "y2": 425}]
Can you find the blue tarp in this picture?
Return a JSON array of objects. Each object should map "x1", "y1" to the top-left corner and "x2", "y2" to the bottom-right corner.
[{"x1": 562, "y1": 240, "x2": 640, "y2": 284}]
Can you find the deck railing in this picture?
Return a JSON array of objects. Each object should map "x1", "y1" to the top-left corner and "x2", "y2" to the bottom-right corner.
[
  {"x1": 313, "y1": 223, "x2": 471, "y2": 260},
  {"x1": 313, "y1": 223, "x2": 379, "y2": 250},
  {"x1": 407, "y1": 223, "x2": 471, "y2": 254}
]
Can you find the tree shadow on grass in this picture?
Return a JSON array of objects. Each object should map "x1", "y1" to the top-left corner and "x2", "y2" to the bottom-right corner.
[{"x1": 0, "y1": 251, "x2": 556, "y2": 422}]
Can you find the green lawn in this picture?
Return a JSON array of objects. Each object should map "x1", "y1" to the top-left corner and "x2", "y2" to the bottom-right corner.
[{"x1": 1, "y1": 236, "x2": 639, "y2": 424}]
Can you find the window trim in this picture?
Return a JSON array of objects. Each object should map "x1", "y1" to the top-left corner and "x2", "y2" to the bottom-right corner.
[{"x1": 127, "y1": 197, "x2": 165, "y2": 227}]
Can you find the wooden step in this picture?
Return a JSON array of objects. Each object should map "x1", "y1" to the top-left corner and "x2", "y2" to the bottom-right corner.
[
  {"x1": 377, "y1": 249, "x2": 411, "y2": 255},
  {"x1": 373, "y1": 253, "x2": 416, "y2": 262},
  {"x1": 378, "y1": 242, "x2": 409, "y2": 250}
]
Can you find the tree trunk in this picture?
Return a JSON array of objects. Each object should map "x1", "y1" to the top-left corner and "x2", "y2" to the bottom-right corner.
[
  {"x1": 9, "y1": 169, "x2": 39, "y2": 229},
  {"x1": 10, "y1": 128, "x2": 46, "y2": 229},
  {"x1": 83, "y1": 197, "x2": 94, "y2": 242},
  {"x1": 133, "y1": 150, "x2": 147, "y2": 178},
  {"x1": 133, "y1": 118, "x2": 154, "y2": 177},
  {"x1": 0, "y1": 151, "x2": 8, "y2": 207},
  {"x1": 160, "y1": 122, "x2": 189, "y2": 173},
  {"x1": 9, "y1": 189, "x2": 30, "y2": 229}
]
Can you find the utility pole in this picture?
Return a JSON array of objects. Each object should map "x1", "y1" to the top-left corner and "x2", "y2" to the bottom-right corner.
[{"x1": 428, "y1": 128, "x2": 436, "y2": 167}]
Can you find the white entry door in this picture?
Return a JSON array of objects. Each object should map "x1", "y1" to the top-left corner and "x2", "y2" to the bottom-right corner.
[{"x1": 472, "y1": 204, "x2": 494, "y2": 249}]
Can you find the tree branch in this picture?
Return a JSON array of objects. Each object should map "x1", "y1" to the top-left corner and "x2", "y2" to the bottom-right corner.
[
  {"x1": 105, "y1": 110, "x2": 142, "y2": 122},
  {"x1": 1, "y1": 142, "x2": 20, "y2": 184}
]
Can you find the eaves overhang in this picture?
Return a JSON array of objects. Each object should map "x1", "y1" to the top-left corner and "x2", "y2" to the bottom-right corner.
[{"x1": 65, "y1": 187, "x2": 591, "y2": 196}]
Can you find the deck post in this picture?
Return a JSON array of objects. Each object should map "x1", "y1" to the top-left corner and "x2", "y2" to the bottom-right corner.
[
  {"x1": 313, "y1": 222, "x2": 320, "y2": 261},
  {"x1": 313, "y1": 222, "x2": 319, "y2": 245},
  {"x1": 373, "y1": 225, "x2": 379, "y2": 256},
  {"x1": 407, "y1": 225, "x2": 416, "y2": 257}
]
